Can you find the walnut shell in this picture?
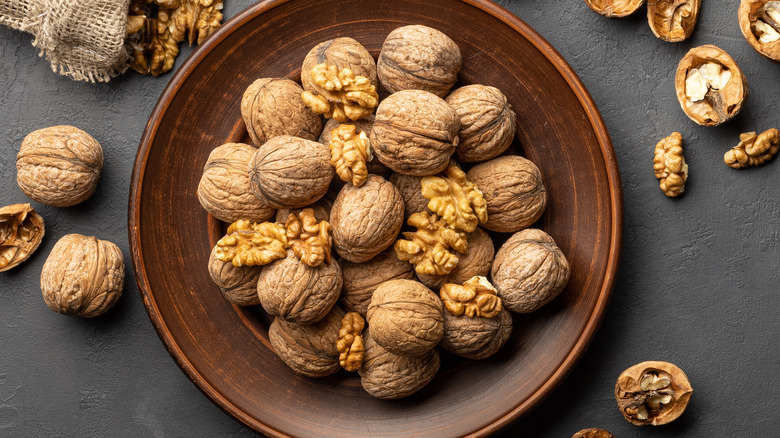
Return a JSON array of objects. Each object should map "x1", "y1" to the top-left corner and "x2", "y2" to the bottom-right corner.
[
  {"x1": 339, "y1": 249, "x2": 415, "y2": 316},
  {"x1": 240, "y1": 78, "x2": 322, "y2": 146},
  {"x1": 615, "y1": 361, "x2": 693, "y2": 426},
  {"x1": 359, "y1": 332, "x2": 440, "y2": 399},
  {"x1": 301, "y1": 37, "x2": 378, "y2": 100},
  {"x1": 256, "y1": 249, "x2": 342, "y2": 324},
  {"x1": 492, "y1": 229, "x2": 570, "y2": 313},
  {"x1": 466, "y1": 156, "x2": 547, "y2": 233},
  {"x1": 319, "y1": 116, "x2": 390, "y2": 178},
  {"x1": 445, "y1": 85, "x2": 517, "y2": 163},
  {"x1": 739, "y1": 0, "x2": 780, "y2": 62},
  {"x1": 16, "y1": 125, "x2": 103, "y2": 207},
  {"x1": 389, "y1": 172, "x2": 428, "y2": 221},
  {"x1": 207, "y1": 245, "x2": 261, "y2": 306},
  {"x1": 0, "y1": 203, "x2": 45, "y2": 272},
  {"x1": 248, "y1": 135, "x2": 334, "y2": 208},
  {"x1": 648, "y1": 0, "x2": 701, "y2": 42},
  {"x1": 366, "y1": 279, "x2": 444, "y2": 356},
  {"x1": 584, "y1": 0, "x2": 645, "y2": 17},
  {"x1": 40, "y1": 234, "x2": 124, "y2": 318},
  {"x1": 330, "y1": 175, "x2": 404, "y2": 263},
  {"x1": 377, "y1": 25, "x2": 461, "y2": 98},
  {"x1": 572, "y1": 428, "x2": 616, "y2": 438},
  {"x1": 275, "y1": 199, "x2": 331, "y2": 224},
  {"x1": 269, "y1": 306, "x2": 345, "y2": 377},
  {"x1": 371, "y1": 90, "x2": 460, "y2": 176},
  {"x1": 440, "y1": 306, "x2": 512, "y2": 360},
  {"x1": 417, "y1": 226, "x2": 494, "y2": 290},
  {"x1": 197, "y1": 143, "x2": 275, "y2": 223}
]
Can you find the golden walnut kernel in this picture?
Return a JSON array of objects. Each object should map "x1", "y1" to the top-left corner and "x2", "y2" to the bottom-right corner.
[
  {"x1": 241, "y1": 78, "x2": 322, "y2": 146},
  {"x1": 571, "y1": 428, "x2": 616, "y2": 438},
  {"x1": 41, "y1": 234, "x2": 125, "y2": 318},
  {"x1": 739, "y1": 1, "x2": 780, "y2": 61},
  {"x1": 215, "y1": 220, "x2": 288, "y2": 267},
  {"x1": 653, "y1": 132, "x2": 688, "y2": 197},
  {"x1": 301, "y1": 63, "x2": 379, "y2": 122},
  {"x1": 329, "y1": 124, "x2": 372, "y2": 186},
  {"x1": 127, "y1": 0, "x2": 180, "y2": 76},
  {"x1": 615, "y1": 361, "x2": 693, "y2": 426},
  {"x1": 585, "y1": 0, "x2": 645, "y2": 18},
  {"x1": 421, "y1": 161, "x2": 488, "y2": 233},
  {"x1": 724, "y1": 129, "x2": 780, "y2": 169},
  {"x1": 675, "y1": 45, "x2": 748, "y2": 127},
  {"x1": 395, "y1": 211, "x2": 469, "y2": 276},
  {"x1": 168, "y1": 0, "x2": 223, "y2": 45},
  {"x1": 440, "y1": 276, "x2": 502, "y2": 319},
  {"x1": 336, "y1": 311, "x2": 366, "y2": 372},
  {"x1": 417, "y1": 226, "x2": 494, "y2": 290},
  {"x1": 285, "y1": 208, "x2": 332, "y2": 267},
  {"x1": 647, "y1": 0, "x2": 701, "y2": 42},
  {"x1": 17, "y1": 125, "x2": 103, "y2": 207},
  {"x1": 0, "y1": 204, "x2": 45, "y2": 272}
]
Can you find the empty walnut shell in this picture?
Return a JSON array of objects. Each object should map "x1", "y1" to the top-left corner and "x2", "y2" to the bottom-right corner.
[
  {"x1": 197, "y1": 143, "x2": 275, "y2": 223},
  {"x1": 256, "y1": 248, "x2": 342, "y2": 324},
  {"x1": 339, "y1": 249, "x2": 415, "y2": 316},
  {"x1": 492, "y1": 229, "x2": 570, "y2": 313},
  {"x1": 241, "y1": 78, "x2": 322, "y2": 146},
  {"x1": 466, "y1": 155, "x2": 547, "y2": 233},
  {"x1": 248, "y1": 135, "x2": 334, "y2": 208},
  {"x1": 366, "y1": 279, "x2": 444, "y2": 357},
  {"x1": 377, "y1": 25, "x2": 461, "y2": 98},
  {"x1": 330, "y1": 175, "x2": 404, "y2": 263},
  {"x1": 417, "y1": 226, "x2": 494, "y2": 290},
  {"x1": 440, "y1": 307, "x2": 512, "y2": 360},
  {"x1": 584, "y1": 0, "x2": 645, "y2": 17},
  {"x1": 647, "y1": 0, "x2": 701, "y2": 42},
  {"x1": 301, "y1": 37, "x2": 378, "y2": 100},
  {"x1": 0, "y1": 203, "x2": 45, "y2": 272},
  {"x1": 371, "y1": 90, "x2": 460, "y2": 176},
  {"x1": 269, "y1": 306, "x2": 345, "y2": 378},
  {"x1": 17, "y1": 125, "x2": 103, "y2": 207},
  {"x1": 207, "y1": 245, "x2": 261, "y2": 306},
  {"x1": 572, "y1": 428, "x2": 616, "y2": 438},
  {"x1": 675, "y1": 45, "x2": 748, "y2": 127},
  {"x1": 739, "y1": 0, "x2": 780, "y2": 62},
  {"x1": 615, "y1": 361, "x2": 693, "y2": 426},
  {"x1": 40, "y1": 234, "x2": 125, "y2": 318},
  {"x1": 359, "y1": 332, "x2": 440, "y2": 399}
]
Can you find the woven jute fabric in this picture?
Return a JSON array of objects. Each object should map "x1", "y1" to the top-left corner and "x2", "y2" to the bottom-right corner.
[{"x1": 0, "y1": 0, "x2": 131, "y2": 83}]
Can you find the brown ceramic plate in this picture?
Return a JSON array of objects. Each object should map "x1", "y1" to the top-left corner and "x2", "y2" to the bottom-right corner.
[{"x1": 129, "y1": 0, "x2": 623, "y2": 436}]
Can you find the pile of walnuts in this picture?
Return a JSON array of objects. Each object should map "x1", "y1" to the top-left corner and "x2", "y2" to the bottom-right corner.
[{"x1": 197, "y1": 25, "x2": 571, "y2": 399}]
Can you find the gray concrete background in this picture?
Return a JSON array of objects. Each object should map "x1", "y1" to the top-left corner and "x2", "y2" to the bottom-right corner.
[{"x1": 0, "y1": 0, "x2": 778, "y2": 436}]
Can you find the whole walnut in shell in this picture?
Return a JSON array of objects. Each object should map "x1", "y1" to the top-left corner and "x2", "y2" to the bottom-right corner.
[
  {"x1": 417, "y1": 226, "x2": 494, "y2": 290},
  {"x1": 445, "y1": 84, "x2": 517, "y2": 163},
  {"x1": 371, "y1": 90, "x2": 460, "y2": 176},
  {"x1": 339, "y1": 249, "x2": 415, "y2": 316},
  {"x1": 467, "y1": 155, "x2": 547, "y2": 233},
  {"x1": 198, "y1": 143, "x2": 275, "y2": 223},
  {"x1": 492, "y1": 229, "x2": 570, "y2": 313},
  {"x1": 359, "y1": 332, "x2": 440, "y2": 399},
  {"x1": 330, "y1": 175, "x2": 404, "y2": 263},
  {"x1": 17, "y1": 125, "x2": 103, "y2": 207},
  {"x1": 256, "y1": 249, "x2": 342, "y2": 324},
  {"x1": 389, "y1": 173, "x2": 428, "y2": 220},
  {"x1": 240, "y1": 78, "x2": 322, "y2": 146},
  {"x1": 207, "y1": 245, "x2": 261, "y2": 306},
  {"x1": 40, "y1": 234, "x2": 125, "y2": 318},
  {"x1": 440, "y1": 307, "x2": 512, "y2": 360},
  {"x1": 377, "y1": 25, "x2": 461, "y2": 98},
  {"x1": 366, "y1": 279, "x2": 444, "y2": 356},
  {"x1": 269, "y1": 306, "x2": 345, "y2": 377},
  {"x1": 301, "y1": 37, "x2": 377, "y2": 100},
  {"x1": 275, "y1": 199, "x2": 331, "y2": 224},
  {"x1": 248, "y1": 136, "x2": 334, "y2": 208}
]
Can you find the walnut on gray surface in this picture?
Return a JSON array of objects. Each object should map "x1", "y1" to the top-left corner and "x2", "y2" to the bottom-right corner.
[
  {"x1": 0, "y1": 203, "x2": 45, "y2": 272},
  {"x1": 584, "y1": 0, "x2": 645, "y2": 17},
  {"x1": 615, "y1": 361, "x2": 693, "y2": 426},
  {"x1": 739, "y1": 0, "x2": 780, "y2": 61},
  {"x1": 240, "y1": 78, "x2": 322, "y2": 146},
  {"x1": 647, "y1": 0, "x2": 701, "y2": 42},
  {"x1": 269, "y1": 306, "x2": 345, "y2": 377},
  {"x1": 440, "y1": 306, "x2": 512, "y2": 360},
  {"x1": 207, "y1": 245, "x2": 261, "y2": 306},
  {"x1": 339, "y1": 249, "x2": 415, "y2": 316},
  {"x1": 359, "y1": 332, "x2": 440, "y2": 399}
]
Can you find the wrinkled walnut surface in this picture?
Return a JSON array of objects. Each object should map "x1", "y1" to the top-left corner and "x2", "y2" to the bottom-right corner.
[
  {"x1": 301, "y1": 63, "x2": 379, "y2": 122},
  {"x1": 421, "y1": 161, "x2": 488, "y2": 233},
  {"x1": 168, "y1": 0, "x2": 224, "y2": 46},
  {"x1": 366, "y1": 279, "x2": 444, "y2": 357},
  {"x1": 445, "y1": 84, "x2": 517, "y2": 162},
  {"x1": 440, "y1": 276, "x2": 502, "y2": 319},
  {"x1": 739, "y1": 0, "x2": 780, "y2": 61},
  {"x1": 584, "y1": 0, "x2": 645, "y2": 17},
  {"x1": 615, "y1": 361, "x2": 693, "y2": 426},
  {"x1": 40, "y1": 234, "x2": 124, "y2": 318},
  {"x1": 17, "y1": 125, "x2": 103, "y2": 207},
  {"x1": 395, "y1": 211, "x2": 468, "y2": 276},
  {"x1": 320, "y1": 116, "x2": 389, "y2": 179},
  {"x1": 647, "y1": 0, "x2": 701, "y2": 42},
  {"x1": 724, "y1": 128, "x2": 779, "y2": 168},
  {"x1": 215, "y1": 220, "x2": 288, "y2": 267},
  {"x1": 389, "y1": 173, "x2": 428, "y2": 220},
  {"x1": 417, "y1": 226, "x2": 494, "y2": 290},
  {"x1": 197, "y1": 143, "x2": 275, "y2": 223},
  {"x1": 285, "y1": 208, "x2": 332, "y2": 267},
  {"x1": 336, "y1": 311, "x2": 365, "y2": 372},
  {"x1": 571, "y1": 428, "x2": 616, "y2": 438},
  {"x1": 0, "y1": 203, "x2": 45, "y2": 272},
  {"x1": 269, "y1": 306, "x2": 345, "y2": 378},
  {"x1": 359, "y1": 332, "x2": 440, "y2": 399},
  {"x1": 377, "y1": 25, "x2": 461, "y2": 97},
  {"x1": 440, "y1": 306, "x2": 512, "y2": 360},
  {"x1": 371, "y1": 90, "x2": 460, "y2": 176},
  {"x1": 467, "y1": 155, "x2": 547, "y2": 233},
  {"x1": 653, "y1": 132, "x2": 688, "y2": 197},
  {"x1": 207, "y1": 245, "x2": 261, "y2": 306},
  {"x1": 241, "y1": 78, "x2": 321, "y2": 146},
  {"x1": 328, "y1": 124, "x2": 372, "y2": 186},
  {"x1": 339, "y1": 249, "x2": 415, "y2": 316},
  {"x1": 275, "y1": 200, "x2": 332, "y2": 224},
  {"x1": 492, "y1": 228, "x2": 570, "y2": 313},
  {"x1": 128, "y1": 0, "x2": 180, "y2": 76}
]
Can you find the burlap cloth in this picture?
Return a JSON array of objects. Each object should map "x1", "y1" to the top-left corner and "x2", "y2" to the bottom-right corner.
[{"x1": 0, "y1": 0, "x2": 131, "y2": 82}]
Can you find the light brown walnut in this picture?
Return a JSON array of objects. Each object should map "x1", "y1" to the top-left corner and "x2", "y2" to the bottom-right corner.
[
  {"x1": 275, "y1": 199, "x2": 331, "y2": 224},
  {"x1": 339, "y1": 249, "x2": 415, "y2": 316},
  {"x1": 0, "y1": 204, "x2": 45, "y2": 272},
  {"x1": 328, "y1": 124, "x2": 372, "y2": 186},
  {"x1": 285, "y1": 208, "x2": 332, "y2": 267},
  {"x1": 359, "y1": 332, "x2": 440, "y2": 399},
  {"x1": 653, "y1": 132, "x2": 688, "y2": 197},
  {"x1": 739, "y1": 0, "x2": 780, "y2": 61},
  {"x1": 269, "y1": 306, "x2": 345, "y2": 378},
  {"x1": 168, "y1": 0, "x2": 223, "y2": 45},
  {"x1": 214, "y1": 220, "x2": 288, "y2": 267},
  {"x1": 724, "y1": 128, "x2": 779, "y2": 168},
  {"x1": 615, "y1": 361, "x2": 693, "y2": 426},
  {"x1": 584, "y1": 0, "x2": 645, "y2": 17},
  {"x1": 440, "y1": 276, "x2": 501, "y2": 319},
  {"x1": 389, "y1": 173, "x2": 428, "y2": 221},
  {"x1": 440, "y1": 306, "x2": 512, "y2": 360},
  {"x1": 207, "y1": 245, "x2": 261, "y2": 306},
  {"x1": 241, "y1": 78, "x2": 321, "y2": 146},
  {"x1": 571, "y1": 428, "x2": 616, "y2": 438},
  {"x1": 647, "y1": 0, "x2": 701, "y2": 42},
  {"x1": 301, "y1": 63, "x2": 379, "y2": 122},
  {"x1": 336, "y1": 311, "x2": 365, "y2": 372},
  {"x1": 421, "y1": 161, "x2": 488, "y2": 233},
  {"x1": 416, "y1": 226, "x2": 494, "y2": 290},
  {"x1": 395, "y1": 212, "x2": 468, "y2": 276}
]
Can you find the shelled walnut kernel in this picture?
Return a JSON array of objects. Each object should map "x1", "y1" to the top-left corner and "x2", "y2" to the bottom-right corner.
[
  {"x1": 440, "y1": 276, "x2": 501, "y2": 319},
  {"x1": 285, "y1": 208, "x2": 332, "y2": 267},
  {"x1": 653, "y1": 132, "x2": 688, "y2": 197},
  {"x1": 724, "y1": 128, "x2": 780, "y2": 168},
  {"x1": 215, "y1": 220, "x2": 288, "y2": 267},
  {"x1": 421, "y1": 162, "x2": 488, "y2": 233},
  {"x1": 395, "y1": 212, "x2": 468, "y2": 276},
  {"x1": 336, "y1": 312, "x2": 365, "y2": 372},
  {"x1": 328, "y1": 124, "x2": 372, "y2": 186}
]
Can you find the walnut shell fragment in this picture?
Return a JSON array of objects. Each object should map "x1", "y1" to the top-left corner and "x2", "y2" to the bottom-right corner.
[
  {"x1": 421, "y1": 161, "x2": 488, "y2": 233},
  {"x1": 739, "y1": 0, "x2": 780, "y2": 61},
  {"x1": 285, "y1": 208, "x2": 332, "y2": 267},
  {"x1": 207, "y1": 245, "x2": 261, "y2": 306},
  {"x1": 395, "y1": 211, "x2": 469, "y2": 276},
  {"x1": 339, "y1": 249, "x2": 415, "y2": 316},
  {"x1": 0, "y1": 203, "x2": 45, "y2": 272},
  {"x1": 417, "y1": 226, "x2": 494, "y2": 290},
  {"x1": 214, "y1": 220, "x2": 289, "y2": 267},
  {"x1": 584, "y1": 0, "x2": 645, "y2": 18},
  {"x1": 359, "y1": 332, "x2": 440, "y2": 399},
  {"x1": 17, "y1": 125, "x2": 103, "y2": 207},
  {"x1": 440, "y1": 307, "x2": 512, "y2": 360},
  {"x1": 615, "y1": 361, "x2": 693, "y2": 426},
  {"x1": 269, "y1": 306, "x2": 345, "y2": 378},
  {"x1": 366, "y1": 279, "x2": 444, "y2": 357},
  {"x1": 647, "y1": 0, "x2": 701, "y2": 42},
  {"x1": 241, "y1": 78, "x2": 322, "y2": 146},
  {"x1": 675, "y1": 45, "x2": 748, "y2": 127},
  {"x1": 440, "y1": 276, "x2": 502, "y2": 319},
  {"x1": 653, "y1": 132, "x2": 688, "y2": 197},
  {"x1": 377, "y1": 25, "x2": 461, "y2": 98},
  {"x1": 336, "y1": 311, "x2": 366, "y2": 372},
  {"x1": 571, "y1": 428, "x2": 616, "y2": 438},
  {"x1": 492, "y1": 229, "x2": 571, "y2": 313},
  {"x1": 724, "y1": 128, "x2": 780, "y2": 168},
  {"x1": 40, "y1": 234, "x2": 125, "y2": 318}
]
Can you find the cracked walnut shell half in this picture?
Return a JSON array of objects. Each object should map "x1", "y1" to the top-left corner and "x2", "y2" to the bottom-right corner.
[
  {"x1": 615, "y1": 361, "x2": 693, "y2": 425},
  {"x1": 584, "y1": 0, "x2": 645, "y2": 18},
  {"x1": 359, "y1": 332, "x2": 440, "y2": 400},
  {"x1": 675, "y1": 45, "x2": 748, "y2": 127},
  {"x1": 653, "y1": 132, "x2": 688, "y2": 197},
  {"x1": 269, "y1": 306, "x2": 345, "y2": 378},
  {"x1": 0, "y1": 203, "x2": 45, "y2": 272},
  {"x1": 724, "y1": 128, "x2": 780, "y2": 168},
  {"x1": 241, "y1": 78, "x2": 322, "y2": 146},
  {"x1": 395, "y1": 211, "x2": 469, "y2": 277},
  {"x1": 127, "y1": 0, "x2": 180, "y2": 76},
  {"x1": 647, "y1": 0, "x2": 701, "y2": 42},
  {"x1": 739, "y1": 0, "x2": 780, "y2": 61},
  {"x1": 571, "y1": 428, "x2": 615, "y2": 438}
]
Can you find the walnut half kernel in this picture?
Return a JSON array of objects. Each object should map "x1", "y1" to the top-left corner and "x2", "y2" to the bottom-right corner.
[
  {"x1": 653, "y1": 132, "x2": 688, "y2": 197},
  {"x1": 336, "y1": 312, "x2": 365, "y2": 372},
  {"x1": 421, "y1": 162, "x2": 488, "y2": 233},
  {"x1": 724, "y1": 128, "x2": 780, "y2": 169},
  {"x1": 440, "y1": 276, "x2": 502, "y2": 319},
  {"x1": 329, "y1": 124, "x2": 373, "y2": 187},
  {"x1": 301, "y1": 63, "x2": 379, "y2": 122},
  {"x1": 285, "y1": 208, "x2": 332, "y2": 267},
  {"x1": 615, "y1": 361, "x2": 693, "y2": 426},
  {"x1": 395, "y1": 211, "x2": 469, "y2": 276},
  {"x1": 215, "y1": 220, "x2": 289, "y2": 267}
]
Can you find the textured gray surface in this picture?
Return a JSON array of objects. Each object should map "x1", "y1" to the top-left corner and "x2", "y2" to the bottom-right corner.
[{"x1": 0, "y1": 0, "x2": 778, "y2": 436}]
